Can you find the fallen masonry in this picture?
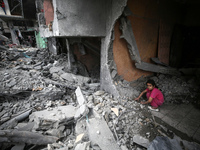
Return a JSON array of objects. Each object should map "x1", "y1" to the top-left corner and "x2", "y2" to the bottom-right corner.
[{"x1": 0, "y1": 48, "x2": 200, "y2": 150}]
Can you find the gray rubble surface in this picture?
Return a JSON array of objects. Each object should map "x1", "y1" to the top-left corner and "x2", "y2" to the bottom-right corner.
[{"x1": 0, "y1": 48, "x2": 200, "y2": 150}]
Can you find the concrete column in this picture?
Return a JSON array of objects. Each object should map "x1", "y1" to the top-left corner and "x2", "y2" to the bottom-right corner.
[{"x1": 8, "y1": 22, "x2": 20, "y2": 45}]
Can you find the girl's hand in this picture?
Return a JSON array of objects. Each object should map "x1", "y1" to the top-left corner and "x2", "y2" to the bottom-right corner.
[
  {"x1": 140, "y1": 101, "x2": 146, "y2": 104},
  {"x1": 134, "y1": 97, "x2": 140, "y2": 101}
]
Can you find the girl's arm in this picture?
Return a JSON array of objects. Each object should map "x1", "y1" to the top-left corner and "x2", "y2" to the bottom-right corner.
[
  {"x1": 141, "y1": 97, "x2": 153, "y2": 104},
  {"x1": 134, "y1": 89, "x2": 147, "y2": 101}
]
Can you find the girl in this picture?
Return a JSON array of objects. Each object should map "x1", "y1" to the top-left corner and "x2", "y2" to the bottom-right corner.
[{"x1": 134, "y1": 79, "x2": 164, "y2": 111}]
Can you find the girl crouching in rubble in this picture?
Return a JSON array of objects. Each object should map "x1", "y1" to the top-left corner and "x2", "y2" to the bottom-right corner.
[{"x1": 134, "y1": 79, "x2": 164, "y2": 111}]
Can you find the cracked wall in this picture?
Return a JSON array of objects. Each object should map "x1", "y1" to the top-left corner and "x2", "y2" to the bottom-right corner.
[
  {"x1": 100, "y1": 0, "x2": 128, "y2": 98},
  {"x1": 37, "y1": 0, "x2": 106, "y2": 37}
]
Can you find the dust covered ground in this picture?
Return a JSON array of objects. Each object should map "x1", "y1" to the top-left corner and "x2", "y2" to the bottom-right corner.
[{"x1": 0, "y1": 48, "x2": 200, "y2": 150}]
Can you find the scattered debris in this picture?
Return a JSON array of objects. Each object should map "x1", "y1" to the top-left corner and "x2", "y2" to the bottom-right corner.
[{"x1": 0, "y1": 47, "x2": 199, "y2": 150}]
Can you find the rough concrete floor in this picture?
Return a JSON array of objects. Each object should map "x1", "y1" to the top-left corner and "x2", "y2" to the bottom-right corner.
[{"x1": 151, "y1": 103, "x2": 200, "y2": 143}]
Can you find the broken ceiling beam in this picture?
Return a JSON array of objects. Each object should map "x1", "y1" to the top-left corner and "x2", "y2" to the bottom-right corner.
[
  {"x1": 0, "y1": 130, "x2": 58, "y2": 145},
  {"x1": 120, "y1": 17, "x2": 141, "y2": 63},
  {"x1": 135, "y1": 62, "x2": 181, "y2": 76},
  {"x1": 151, "y1": 57, "x2": 169, "y2": 67}
]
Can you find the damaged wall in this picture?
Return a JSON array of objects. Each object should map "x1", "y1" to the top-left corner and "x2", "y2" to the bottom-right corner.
[
  {"x1": 100, "y1": 0, "x2": 128, "y2": 97},
  {"x1": 113, "y1": 20, "x2": 153, "y2": 81},
  {"x1": 43, "y1": 0, "x2": 54, "y2": 25},
  {"x1": 111, "y1": 0, "x2": 184, "y2": 81},
  {"x1": 38, "y1": 0, "x2": 107, "y2": 37}
]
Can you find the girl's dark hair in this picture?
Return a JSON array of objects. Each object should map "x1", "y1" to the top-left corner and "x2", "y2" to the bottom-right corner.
[{"x1": 146, "y1": 79, "x2": 158, "y2": 88}]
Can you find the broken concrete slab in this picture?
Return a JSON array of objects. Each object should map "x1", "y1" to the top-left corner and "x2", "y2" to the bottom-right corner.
[
  {"x1": 11, "y1": 143, "x2": 25, "y2": 150},
  {"x1": 93, "y1": 90, "x2": 105, "y2": 96},
  {"x1": 75, "y1": 86, "x2": 86, "y2": 105},
  {"x1": 87, "y1": 110, "x2": 121, "y2": 150},
  {"x1": 16, "y1": 122, "x2": 35, "y2": 131},
  {"x1": 74, "y1": 108, "x2": 81, "y2": 120},
  {"x1": 135, "y1": 61, "x2": 181, "y2": 76},
  {"x1": 29, "y1": 105, "x2": 76, "y2": 131},
  {"x1": 74, "y1": 141, "x2": 91, "y2": 150},
  {"x1": 132, "y1": 134, "x2": 150, "y2": 148},
  {"x1": 0, "y1": 130, "x2": 58, "y2": 145},
  {"x1": 61, "y1": 72, "x2": 91, "y2": 84},
  {"x1": 80, "y1": 104, "x2": 89, "y2": 116},
  {"x1": 49, "y1": 66, "x2": 65, "y2": 74},
  {"x1": 46, "y1": 129, "x2": 65, "y2": 138}
]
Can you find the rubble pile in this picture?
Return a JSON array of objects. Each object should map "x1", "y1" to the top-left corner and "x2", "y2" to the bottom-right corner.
[
  {"x1": 120, "y1": 73, "x2": 200, "y2": 105},
  {"x1": 153, "y1": 74, "x2": 199, "y2": 104},
  {"x1": 0, "y1": 48, "x2": 200, "y2": 150}
]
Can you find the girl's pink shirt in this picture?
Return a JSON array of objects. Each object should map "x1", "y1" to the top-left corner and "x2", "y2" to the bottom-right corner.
[{"x1": 146, "y1": 88, "x2": 164, "y2": 103}]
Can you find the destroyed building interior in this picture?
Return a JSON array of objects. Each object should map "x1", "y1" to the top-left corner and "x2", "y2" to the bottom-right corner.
[{"x1": 0, "y1": 0, "x2": 200, "y2": 150}]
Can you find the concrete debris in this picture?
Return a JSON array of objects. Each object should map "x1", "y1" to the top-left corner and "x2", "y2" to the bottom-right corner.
[
  {"x1": 111, "y1": 108, "x2": 119, "y2": 116},
  {"x1": 46, "y1": 129, "x2": 65, "y2": 138},
  {"x1": 10, "y1": 143, "x2": 25, "y2": 150},
  {"x1": 75, "y1": 87, "x2": 89, "y2": 120},
  {"x1": 29, "y1": 105, "x2": 76, "y2": 131},
  {"x1": 94, "y1": 90, "x2": 105, "y2": 96},
  {"x1": 0, "y1": 109, "x2": 32, "y2": 130},
  {"x1": 60, "y1": 72, "x2": 91, "y2": 84},
  {"x1": 0, "y1": 46, "x2": 199, "y2": 150},
  {"x1": 87, "y1": 110, "x2": 121, "y2": 150},
  {"x1": 0, "y1": 130, "x2": 58, "y2": 145},
  {"x1": 75, "y1": 133, "x2": 84, "y2": 143},
  {"x1": 120, "y1": 145, "x2": 129, "y2": 150},
  {"x1": 132, "y1": 134, "x2": 150, "y2": 148},
  {"x1": 80, "y1": 104, "x2": 89, "y2": 116},
  {"x1": 76, "y1": 86, "x2": 87, "y2": 105},
  {"x1": 74, "y1": 142, "x2": 91, "y2": 150}
]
